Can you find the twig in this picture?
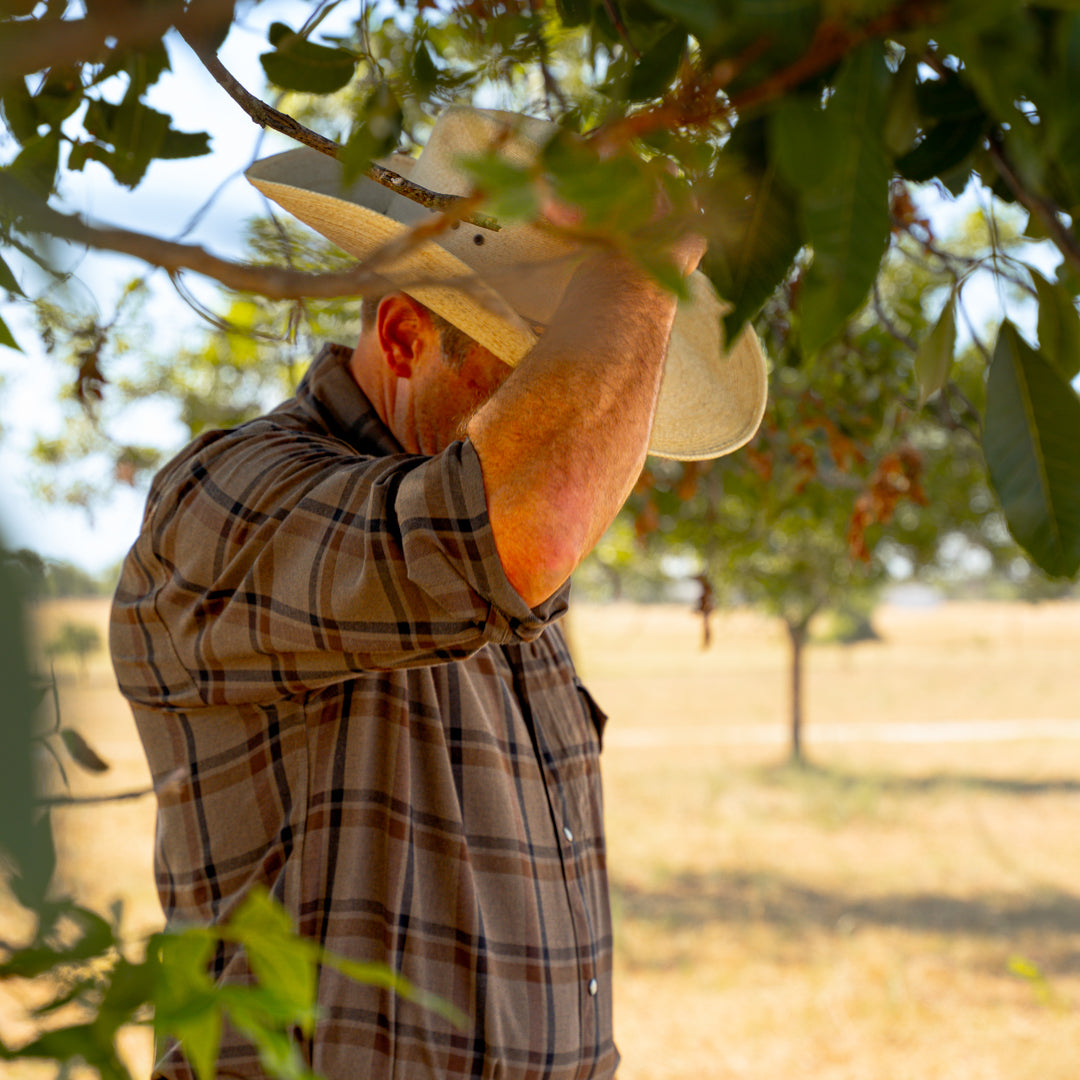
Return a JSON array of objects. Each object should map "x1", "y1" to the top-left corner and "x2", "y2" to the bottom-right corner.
[
  {"x1": 954, "y1": 279, "x2": 993, "y2": 364},
  {"x1": 177, "y1": 30, "x2": 500, "y2": 232},
  {"x1": 600, "y1": 0, "x2": 640, "y2": 58},
  {"x1": 872, "y1": 279, "x2": 918, "y2": 351},
  {"x1": 986, "y1": 129, "x2": 1080, "y2": 278},
  {"x1": 38, "y1": 787, "x2": 157, "y2": 808},
  {"x1": 527, "y1": 0, "x2": 567, "y2": 115},
  {"x1": 941, "y1": 381, "x2": 983, "y2": 442},
  {"x1": 589, "y1": 0, "x2": 942, "y2": 150},
  {"x1": 2, "y1": 175, "x2": 556, "y2": 306}
]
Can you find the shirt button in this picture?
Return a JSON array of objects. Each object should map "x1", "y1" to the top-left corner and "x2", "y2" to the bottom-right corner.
[
  {"x1": 588, "y1": 978, "x2": 599, "y2": 996},
  {"x1": 563, "y1": 825, "x2": 574, "y2": 843}
]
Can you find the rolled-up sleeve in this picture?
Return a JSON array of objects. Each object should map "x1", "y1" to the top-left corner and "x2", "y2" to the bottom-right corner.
[{"x1": 111, "y1": 427, "x2": 568, "y2": 709}]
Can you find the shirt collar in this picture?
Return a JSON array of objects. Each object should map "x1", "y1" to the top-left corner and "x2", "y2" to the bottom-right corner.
[{"x1": 295, "y1": 343, "x2": 403, "y2": 456}]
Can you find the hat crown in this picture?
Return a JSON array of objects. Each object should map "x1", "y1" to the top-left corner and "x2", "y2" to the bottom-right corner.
[
  {"x1": 407, "y1": 107, "x2": 553, "y2": 195},
  {"x1": 244, "y1": 106, "x2": 769, "y2": 460}
]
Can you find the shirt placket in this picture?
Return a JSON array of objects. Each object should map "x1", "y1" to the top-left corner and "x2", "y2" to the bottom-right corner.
[{"x1": 503, "y1": 642, "x2": 602, "y2": 1075}]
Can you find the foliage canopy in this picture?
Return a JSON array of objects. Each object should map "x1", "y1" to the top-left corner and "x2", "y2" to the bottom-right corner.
[{"x1": 2, "y1": 0, "x2": 1080, "y2": 583}]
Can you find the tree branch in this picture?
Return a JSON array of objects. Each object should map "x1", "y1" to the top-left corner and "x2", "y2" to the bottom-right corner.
[
  {"x1": 2, "y1": 176, "x2": 536, "y2": 309},
  {"x1": 589, "y1": 0, "x2": 942, "y2": 149},
  {"x1": 986, "y1": 128, "x2": 1080, "y2": 279},
  {"x1": 3, "y1": 180, "x2": 385, "y2": 300},
  {"x1": 176, "y1": 29, "x2": 500, "y2": 232},
  {"x1": 0, "y1": 0, "x2": 235, "y2": 79}
]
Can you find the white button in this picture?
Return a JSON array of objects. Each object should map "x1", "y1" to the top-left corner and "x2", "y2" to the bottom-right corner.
[
  {"x1": 563, "y1": 826, "x2": 574, "y2": 843},
  {"x1": 588, "y1": 978, "x2": 598, "y2": 996}
]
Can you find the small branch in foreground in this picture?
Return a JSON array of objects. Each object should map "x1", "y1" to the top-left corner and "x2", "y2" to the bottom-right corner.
[
  {"x1": 38, "y1": 787, "x2": 156, "y2": 808},
  {"x1": 177, "y1": 30, "x2": 500, "y2": 232},
  {"x1": 2, "y1": 177, "x2": 567, "y2": 309}
]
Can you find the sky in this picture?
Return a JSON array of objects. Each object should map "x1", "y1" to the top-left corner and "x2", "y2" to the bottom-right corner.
[{"x1": 0, "y1": 1, "x2": 331, "y2": 572}]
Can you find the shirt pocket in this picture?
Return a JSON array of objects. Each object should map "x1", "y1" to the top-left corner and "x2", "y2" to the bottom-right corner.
[{"x1": 573, "y1": 676, "x2": 609, "y2": 749}]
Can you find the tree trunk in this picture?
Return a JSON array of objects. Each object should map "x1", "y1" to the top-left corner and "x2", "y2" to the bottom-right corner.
[{"x1": 785, "y1": 618, "x2": 809, "y2": 764}]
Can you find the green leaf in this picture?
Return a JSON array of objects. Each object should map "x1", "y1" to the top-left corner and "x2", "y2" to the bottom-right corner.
[
  {"x1": 915, "y1": 74, "x2": 982, "y2": 121},
  {"x1": 627, "y1": 25, "x2": 687, "y2": 101},
  {"x1": 412, "y1": 41, "x2": 439, "y2": 96},
  {"x1": 157, "y1": 128, "x2": 212, "y2": 161},
  {"x1": 0, "y1": 313, "x2": 21, "y2": 353},
  {"x1": 635, "y1": 248, "x2": 690, "y2": 300},
  {"x1": 322, "y1": 951, "x2": 468, "y2": 1029},
  {"x1": 984, "y1": 322, "x2": 1080, "y2": 578},
  {"x1": 260, "y1": 24, "x2": 356, "y2": 95},
  {"x1": 1, "y1": 83, "x2": 38, "y2": 144},
  {"x1": 83, "y1": 96, "x2": 171, "y2": 188},
  {"x1": 555, "y1": 0, "x2": 591, "y2": 27},
  {"x1": 0, "y1": 253, "x2": 24, "y2": 297},
  {"x1": 173, "y1": 1003, "x2": 222, "y2": 1080},
  {"x1": 914, "y1": 293, "x2": 957, "y2": 405},
  {"x1": 0, "y1": 903, "x2": 115, "y2": 978},
  {"x1": 770, "y1": 95, "x2": 839, "y2": 192},
  {"x1": 641, "y1": 0, "x2": 723, "y2": 42},
  {"x1": 459, "y1": 153, "x2": 539, "y2": 222},
  {"x1": 7, "y1": 132, "x2": 61, "y2": 197},
  {"x1": 794, "y1": 45, "x2": 892, "y2": 353},
  {"x1": 895, "y1": 117, "x2": 985, "y2": 183},
  {"x1": 226, "y1": 889, "x2": 318, "y2": 1024},
  {"x1": 340, "y1": 84, "x2": 403, "y2": 185},
  {"x1": 1032, "y1": 270, "x2": 1080, "y2": 380},
  {"x1": 708, "y1": 126, "x2": 802, "y2": 337}
]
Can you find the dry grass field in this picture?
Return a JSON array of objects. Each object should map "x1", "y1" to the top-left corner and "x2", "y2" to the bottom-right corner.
[{"x1": 5, "y1": 596, "x2": 1080, "y2": 1079}]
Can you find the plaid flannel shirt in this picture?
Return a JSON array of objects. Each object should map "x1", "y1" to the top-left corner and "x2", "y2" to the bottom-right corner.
[{"x1": 110, "y1": 345, "x2": 617, "y2": 1080}]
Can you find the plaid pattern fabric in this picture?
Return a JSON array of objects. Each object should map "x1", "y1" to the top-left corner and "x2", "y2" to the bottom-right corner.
[{"x1": 110, "y1": 346, "x2": 618, "y2": 1080}]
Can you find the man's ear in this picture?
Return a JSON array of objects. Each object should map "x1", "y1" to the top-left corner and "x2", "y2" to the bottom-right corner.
[{"x1": 375, "y1": 293, "x2": 439, "y2": 379}]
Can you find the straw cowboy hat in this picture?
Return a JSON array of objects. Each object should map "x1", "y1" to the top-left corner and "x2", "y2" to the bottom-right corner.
[{"x1": 246, "y1": 105, "x2": 767, "y2": 460}]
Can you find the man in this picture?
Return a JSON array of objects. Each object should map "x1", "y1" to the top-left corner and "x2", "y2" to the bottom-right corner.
[{"x1": 110, "y1": 107, "x2": 766, "y2": 1080}]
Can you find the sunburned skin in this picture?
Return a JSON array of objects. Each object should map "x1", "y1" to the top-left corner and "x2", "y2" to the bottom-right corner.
[{"x1": 350, "y1": 212, "x2": 705, "y2": 609}]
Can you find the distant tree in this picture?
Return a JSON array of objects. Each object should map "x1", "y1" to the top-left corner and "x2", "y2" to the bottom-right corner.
[
  {"x1": 626, "y1": 210, "x2": 1045, "y2": 762},
  {"x1": 45, "y1": 619, "x2": 102, "y2": 675}
]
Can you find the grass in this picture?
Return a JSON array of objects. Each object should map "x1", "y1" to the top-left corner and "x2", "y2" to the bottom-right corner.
[{"x1": 5, "y1": 597, "x2": 1080, "y2": 1079}]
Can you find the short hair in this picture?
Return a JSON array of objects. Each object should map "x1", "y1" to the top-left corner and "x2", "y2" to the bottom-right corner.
[{"x1": 361, "y1": 293, "x2": 475, "y2": 371}]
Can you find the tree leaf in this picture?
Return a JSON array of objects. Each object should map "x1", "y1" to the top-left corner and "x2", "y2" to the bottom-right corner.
[
  {"x1": 914, "y1": 293, "x2": 957, "y2": 405},
  {"x1": 627, "y1": 25, "x2": 686, "y2": 101},
  {"x1": 555, "y1": 0, "x2": 591, "y2": 26},
  {"x1": 984, "y1": 322, "x2": 1080, "y2": 577},
  {"x1": 1032, "y1": 269, "x2": 1080, "y2": 380},
  {"x1": 226, "y1": 889, "x2": 318, "y2": 1024},
  {"x1": 0, "y1": 313, "x2": 22, "y2": 353},
  {"x1": 157, "y1": 128, "x2": 212, "y2": 161},
  {"x1": 172, "y1": 1003, "x2": 222, "y2": 1080},
  {"x1": 340, "y1": 84, "x2": 403, "y2": 185},
  {"x1": 412, "y1": 41, "x2": 439, "y2": 96},
  {"x1": 260, "y1": 24, "x2": 356, "y2": 95},
  {"x1": 795, "y1": 44, "x2": 892, "y2": 353},
  {"x1": 896, "y1": 117, "x2": 985, "y2": 183},
  {"x1": 8, "y1": 132, "x2": 61, "y2": 197},
  {"x1": 770, "y1": 95, "x2": 839, "y2": 192},
  {"x1": 0, "y1": 252, "x2": 24, "y2": 296},
  {"x1": 59, "y1": 728, "x2": 111, "y2": 773},
  {"x1": 640, "y1": 0, "x2": 722, "y2": 42}
]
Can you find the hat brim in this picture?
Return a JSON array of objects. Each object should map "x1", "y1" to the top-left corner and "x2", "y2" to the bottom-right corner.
[{"x1": 246, "y1": 147, "x2": 768, "y2": 461}]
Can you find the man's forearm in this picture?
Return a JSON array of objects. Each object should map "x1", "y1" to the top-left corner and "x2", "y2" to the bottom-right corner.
[{"x1": 467, "y1": 252, "x2": 679, "y2": 607}]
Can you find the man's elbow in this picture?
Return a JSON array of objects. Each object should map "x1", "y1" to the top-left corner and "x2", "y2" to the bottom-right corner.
[{"x1": 496, "y1": 527, "x2": 585, "y2": 609}]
